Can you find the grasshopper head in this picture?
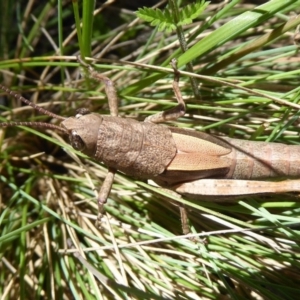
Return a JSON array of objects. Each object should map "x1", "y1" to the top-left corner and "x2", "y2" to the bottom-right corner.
[{"x1": 61, "y1": 110, "x2": 103, "y2": 156}]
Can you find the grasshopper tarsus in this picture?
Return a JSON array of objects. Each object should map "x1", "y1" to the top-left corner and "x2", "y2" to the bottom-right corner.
[
  {"x1": 179, "y1": 204, "x2": 190, "y2": 236},
  {"x1": 170, "y1": 58, "x2": 180, "y2": 81}
]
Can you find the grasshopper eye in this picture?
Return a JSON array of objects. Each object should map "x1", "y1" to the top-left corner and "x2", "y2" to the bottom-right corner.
[{"x1": 70, "y1": 130, "x2": 85, "y2": 151}]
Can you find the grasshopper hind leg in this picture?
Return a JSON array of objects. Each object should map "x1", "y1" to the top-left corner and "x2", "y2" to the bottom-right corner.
[{"x1": 145, "y1": 59, "x2": 186, "y2": 124}]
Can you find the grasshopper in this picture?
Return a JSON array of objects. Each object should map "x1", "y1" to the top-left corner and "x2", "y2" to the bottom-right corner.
[{"x1": 1, "y1": 57, "x2": 300, "y2": 224}]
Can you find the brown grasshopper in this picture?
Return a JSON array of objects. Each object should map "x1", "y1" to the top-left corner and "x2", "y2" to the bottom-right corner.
[{"x1": 1, "y1": 57, "x2": 300, "y2": 222}]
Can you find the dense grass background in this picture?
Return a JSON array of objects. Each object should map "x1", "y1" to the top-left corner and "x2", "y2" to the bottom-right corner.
[{"x1": 1, "y1": 0, "x2": 300, "y2": 299}]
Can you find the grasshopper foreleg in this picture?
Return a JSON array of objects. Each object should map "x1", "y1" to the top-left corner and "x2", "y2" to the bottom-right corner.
[
  {"x1": 78, "y1": 56, "x2": 119, "y2": 225},
  {"x1": 77, "y1": 55, "x2": 119, "y2": 117}
]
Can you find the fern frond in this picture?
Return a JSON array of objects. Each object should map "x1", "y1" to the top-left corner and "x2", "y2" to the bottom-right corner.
[
  {"x1": 136, "y1": 7, "x2": 176, "y2": 32},
  {"x1": 178, "y1": 1, "x2": 209, "y2": 26},
  {"x1": 136, "y1": 1, "x2": 208, "y2": 32}
]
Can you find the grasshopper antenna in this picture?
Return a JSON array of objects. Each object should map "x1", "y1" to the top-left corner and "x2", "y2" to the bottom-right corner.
[{"x1": 0, "y1": 84, "x2": 67, "y2": 133}]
